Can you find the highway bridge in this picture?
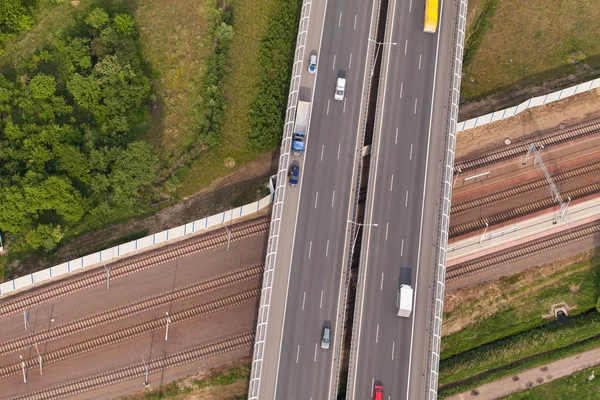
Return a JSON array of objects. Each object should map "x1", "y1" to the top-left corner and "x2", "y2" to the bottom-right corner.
[
  {"x1": 347, "y1": 0, "x2": 465, "y2": 397},
  {"x1": 249, "y1": 0, "x2": 466, "y2": 398}
]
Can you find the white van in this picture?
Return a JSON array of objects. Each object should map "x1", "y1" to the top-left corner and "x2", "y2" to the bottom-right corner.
[{"x1": 334, "y1": 77, "x2": 346, "y2": 101}]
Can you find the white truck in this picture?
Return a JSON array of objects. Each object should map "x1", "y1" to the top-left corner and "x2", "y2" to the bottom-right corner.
[
  {"x1": 292, "y1": 101, "x2": 310, "y2": 156},
  {"x1": 396, "y1": 285, "x2": 414, "y2": 318}
]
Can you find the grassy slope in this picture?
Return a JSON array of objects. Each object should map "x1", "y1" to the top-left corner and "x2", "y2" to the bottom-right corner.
[
  {"x1": 461, "y1": 0, "x2": 600, "y2": 100},
  {"x1": 130, "y1": 0, "x2": 213, "y2": 159},
  {"x1": 175, "y1": 0, "x2": 276, "y2": 198},
  {"x1": 442, "y1": 257, "x2": 600, "y2": 359}
]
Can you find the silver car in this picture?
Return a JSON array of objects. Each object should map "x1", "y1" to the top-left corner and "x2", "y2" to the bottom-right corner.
[{"x1": 321, "y1": 326, "x2": 331, "y2": 350}]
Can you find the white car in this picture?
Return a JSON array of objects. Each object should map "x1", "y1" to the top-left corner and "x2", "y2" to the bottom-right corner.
[
  {"x1": 334, "y1": 77, "x2": 346, "y2": 101},
  {"x1": 308, "y1": 54, "x2": 317, "y2": 74}
]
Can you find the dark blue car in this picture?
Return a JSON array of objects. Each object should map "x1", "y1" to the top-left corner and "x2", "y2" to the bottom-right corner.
[{"x1": 289, "y1": 165, "x2": 300, "y2": 186}]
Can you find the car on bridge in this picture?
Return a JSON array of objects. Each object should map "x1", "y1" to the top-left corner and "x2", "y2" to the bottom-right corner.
[
  {"x1": 308, "y1": 54, "x2": 317, "y2": 74},
  {"x1": 288, "y1": 164, "x2": 300, "y2": 186},
  {"x1": 373, "y1": 383, "x2": 383, "y2": 400}
]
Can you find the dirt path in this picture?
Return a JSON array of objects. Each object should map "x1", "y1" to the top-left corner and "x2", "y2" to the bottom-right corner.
[
  {"x1": 446, "y1": 346, "x2": 600, "y2": 400},
  {"x1": 13, "y1": 150, "x2": 279, "y2": 278}
]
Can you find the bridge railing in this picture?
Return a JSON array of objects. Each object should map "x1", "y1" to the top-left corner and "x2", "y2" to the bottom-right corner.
[
  {"x1": 247, "y1": 1, "x2": 312, "y2": 398},
  {"x1": 424, "y1": 0, "x2": 467, "y2": 399},
  {"x1": 0, "y1": 194, "x2": 273, "y2": 297}
]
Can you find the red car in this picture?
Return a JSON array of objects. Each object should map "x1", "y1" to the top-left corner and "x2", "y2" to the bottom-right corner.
[{"x1": 373, "y1": 384, "x2": 383, "y2": 400}]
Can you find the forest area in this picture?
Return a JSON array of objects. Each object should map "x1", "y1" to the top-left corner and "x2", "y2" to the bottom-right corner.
[{"x1": 0, "y1": 0, "x2": 300, "y2": 278}]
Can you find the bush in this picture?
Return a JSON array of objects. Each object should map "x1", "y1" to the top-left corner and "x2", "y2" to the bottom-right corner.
[
  {"x1": 247, "y1": 0, "x2": 301, "y2": 151},
  {"x1": 462, "y1": 0, "x2": 497, "y2": 69}
]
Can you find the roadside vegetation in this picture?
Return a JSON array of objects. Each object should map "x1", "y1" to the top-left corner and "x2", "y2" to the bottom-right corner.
[
  {"x1": 438, "y1": 251, "x2": 600, "y2": 398},
  {"x1": 0, "y1": 5, "x2": 155, "y2": 256},
  {"x1": 501, "y1": 364, "x2": 600, "y2": 400},
  {"x1": 119, "y1": 363, "x2": 250, "y2": 400},
  {"x1": 0, "y1": 0, "x2": 300, "y2": 279},
  {"x1": 461, "y1": 0, "x2": 600, "y2": 101}
]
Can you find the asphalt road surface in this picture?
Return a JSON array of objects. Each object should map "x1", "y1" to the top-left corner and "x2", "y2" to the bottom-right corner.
[
  {"x1": 349, "y1": 0, "x2": 459, "y2": 398},
  {"x1": 271, "y1": 0, "x2": 376, "y2": 398}
]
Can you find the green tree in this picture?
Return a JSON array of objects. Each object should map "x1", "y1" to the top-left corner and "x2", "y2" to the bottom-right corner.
[
  {"x1": 113, "y1": 13, "x2": 135, "y2": 37},
  {"x1": 85, "y1": 8, "x2": 109, "y2": 31},
  {"x1": 0, "y1": 0, "x2": 34, "y2": 53},
  {"x1": 110, "y1": 141, "x2": 157, "y2": 207}
]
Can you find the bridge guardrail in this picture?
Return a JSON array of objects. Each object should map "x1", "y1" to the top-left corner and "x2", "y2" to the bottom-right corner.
[
  {"x1": 247, "y1": 1, "x2": 312, "y2": 398},
  {"x1": 0, "y1": 195, "x2": 273, "y2": 297},
  {"x1": 425, "y1": 0, "x2": 467, "y2": 398}
]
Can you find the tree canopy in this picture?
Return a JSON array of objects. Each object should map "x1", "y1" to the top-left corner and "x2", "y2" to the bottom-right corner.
[{"x1": 0, "y1": 7, "x2": 156, "y2": 253}]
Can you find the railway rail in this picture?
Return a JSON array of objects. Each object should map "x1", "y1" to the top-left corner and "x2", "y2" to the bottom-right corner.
[
  {"x1": 0, "y1": 264, "x2": 263, "y2": 357},
  {"x1": 0, "y1": 289, "x2": 259, "y2": 379},
  {"x1": 0, "y1": 217, "x2": 270, "y2": 319},
  {"x1": 449, "y1": 182, "x2": 600, "y2": 239},
  {"x1": 11, "y1": 331, "x2": 255, "y2": 400},
  {"x1": 451, "y1": 160, "x2": 600, "y2": 216},
  {"x1": 447, "y1": 219, "x2": 600, "y2": 281},
  {"x1": 454, "y1": 119, "x2": 600, "y2": 174}
]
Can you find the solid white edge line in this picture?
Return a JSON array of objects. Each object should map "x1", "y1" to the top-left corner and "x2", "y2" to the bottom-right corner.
[
  {"x1": 350, "y1": 0, "x2": 399, "y2": 396},
  {"x1": 405, "y1": 0, "x2": 444, "y2": 397},
  {"x1": 272, "y1": 0, "x2": 329, "y2": 393}
]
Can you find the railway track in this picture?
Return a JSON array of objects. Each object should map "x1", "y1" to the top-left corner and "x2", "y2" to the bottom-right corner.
[
  {"x1": 449, "y1": 182, "x2": 600, "y2": 239},
  {"x1": 454, "y1": 120, "x2": 600, "y2": 174},
  {"x1": 0, "y1": 264, "x2": 263, "y2": 357},
  {"x1": 0, "y1": 289, "x2": 259, "y2": 379},
  {"x1": 447, "y1": 219, "x2": 600, "y2": 281},
  {"x1": 11, "y1": 331, "x2": 255, "y2": 400},
  {"x1": 0, "y1": 217, "x2": 270, "y2": 319},
  {"x1": 451, "y1": 160, "x2": 600, "y2": 216}
]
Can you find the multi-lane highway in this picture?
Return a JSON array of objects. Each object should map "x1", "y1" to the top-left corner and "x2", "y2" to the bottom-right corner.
[
  {"x1": 270, "y1": 0, "x2": 376, "y2": 398},
  {"x1": 348, "y1": 0, "x2": 459, "y2": 398}
]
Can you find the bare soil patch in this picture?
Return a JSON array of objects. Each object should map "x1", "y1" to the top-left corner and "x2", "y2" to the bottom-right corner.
[{"x1": 456, "y1": 88, "x2": 600, "y2": 160}]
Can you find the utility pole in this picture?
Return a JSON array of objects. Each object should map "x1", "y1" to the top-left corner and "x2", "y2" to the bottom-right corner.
[
  {"x1": 34, "y1": 344, "x2": 42, "y2": 375},
  {"x1": 165, "y1": 312, "x2": 172, "y2": 341},
  {"x1": 142, "y1": 355, "x2": 150, "y2": 387},
  {"x1": 347, "y1": 220, "x2": 379, "y2": 258},
  {"x1": 20, "y1": 355, "x2": 26, "y2": 383},
  {"x1": 23, "y1": 309, "x2": 29, "y2": 331},
  {"x1": 523, "y1": 144, "x2": 569, "y2": 223},
  {"x1": 104, "y1": 266, "x2": 111, "y2": 290},
  {"x1": 368, "y1": 38, "x2": 397, "y2": 78},
  {"x1": 479, "y1": 222, "x2": 489, "y2": 244}
]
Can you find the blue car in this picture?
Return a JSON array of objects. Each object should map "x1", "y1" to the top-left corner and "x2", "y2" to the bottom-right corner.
[
  {"x1": 289, "y1": 165, "x2": 300, "y2": 186},
  {"x1": 308, "y1": 54, "x2": 317, "y2": 74}
]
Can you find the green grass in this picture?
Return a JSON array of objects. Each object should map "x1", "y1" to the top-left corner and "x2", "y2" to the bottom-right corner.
[
  {"x1": 461, "y1": 0, "x2": 600, "y2": 100},
  {"x1": 119, "y1": 364, "x2": 250, "y2": 400},
  {"x1": 174, "y1": 0, "x2": 281, "y2": 198},
  {"x1": 439, "y1": 311, "x2": 600, "y2": 388},
  {"x1": 501, "y1": 365, "x2": 600, "y2": 400},
  {"x1": 439, "y1": 332, "x2": 600, "y2": 398},
  {"x1": 441, "y1": 257, "x2": 600, "y2": 359},
  {"x1": 130, "y1": 0, "x2": 214, "y2": 160}
]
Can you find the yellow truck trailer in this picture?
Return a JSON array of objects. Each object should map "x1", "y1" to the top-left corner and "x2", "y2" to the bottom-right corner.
[{"x1": 424, "y1": 0, "x2": 438, "y2": 33}]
